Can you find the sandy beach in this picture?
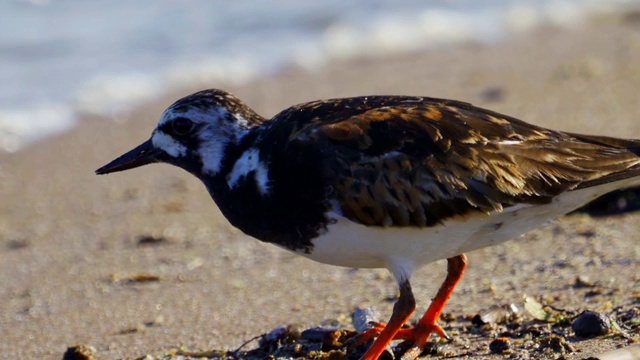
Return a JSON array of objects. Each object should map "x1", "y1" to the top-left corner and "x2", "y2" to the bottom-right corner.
[{"x1": 1, "y1": 13, "x2": 640, "y2": 359}]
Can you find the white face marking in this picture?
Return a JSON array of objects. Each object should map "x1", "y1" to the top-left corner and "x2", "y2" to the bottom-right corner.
[
  {"x1": 226, "y1": 148, "x2": 270, "y2": 195},
  {"x1": 151, "y1": 131, "x2": 187, "y2": 157},
  {"x1": 154, "y1": 104, "x2": 249, "y2": 175}
]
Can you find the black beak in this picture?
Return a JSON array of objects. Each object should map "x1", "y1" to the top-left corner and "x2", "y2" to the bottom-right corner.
[{"x1": 96, "y1": 138, "x2": 163, "y2": 175}]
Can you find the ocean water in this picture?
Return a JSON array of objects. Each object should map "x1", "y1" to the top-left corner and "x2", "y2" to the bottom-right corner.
[{"x1": 1, "y1": 0, "x2": 636, "y2": 152}]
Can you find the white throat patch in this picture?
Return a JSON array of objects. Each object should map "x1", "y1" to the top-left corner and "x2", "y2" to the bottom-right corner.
[
  {"x1": 197, "y1": 126, "x2": 230, "y2": 175},
  {"x1": 226, "y1": 148, "x2": 270, "y2": 195}
]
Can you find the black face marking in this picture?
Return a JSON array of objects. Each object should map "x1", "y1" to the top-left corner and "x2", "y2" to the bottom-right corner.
[
  {"x1": 158, "y1": 118, "x2": 199, "y2": 138},
  {"x1": 171, "y1": 117, "x2": 195, "y2": 136},
  {"x1": 156, "y1": 119, "x2": 205, "y2": 154}
]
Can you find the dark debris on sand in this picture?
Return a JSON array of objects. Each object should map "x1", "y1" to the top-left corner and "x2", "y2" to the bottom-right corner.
[{"x1": 115, "y1": 295, "x2": 639, "y2": 360}]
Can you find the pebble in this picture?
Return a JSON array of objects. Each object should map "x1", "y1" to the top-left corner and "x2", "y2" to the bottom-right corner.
[
  {"x1": 573, "y1": 310, "x2": 611, "y2": 337},
  {"x1": 62, "y1": 344, "x2": 96, "y2": 360},
  {"x1": 489, "y1": 337, "x2": 511, "y2": 354}
]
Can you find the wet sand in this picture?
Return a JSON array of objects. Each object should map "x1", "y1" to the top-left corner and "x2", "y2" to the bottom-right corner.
[{"x1": 1, "y1": 13, "x2": 640, "y2": 359}]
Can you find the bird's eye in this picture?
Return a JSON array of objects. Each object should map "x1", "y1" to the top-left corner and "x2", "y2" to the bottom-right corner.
[{"x1": 171, "y1": 117, "x2": 194, "y2": 135}]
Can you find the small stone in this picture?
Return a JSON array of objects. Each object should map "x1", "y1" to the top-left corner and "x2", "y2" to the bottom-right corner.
[
  {"x1": 5, "y1": 239, "x2": 29, "y2": 250},
  {"x1": 472, "y1": 304, "x2": 519, "y2": 325},
  {"x1": 62, "y1": 344, "x2": 96, "y2": 360},
  {"x1": 573, "y1": 276, "x2": 595, "y2": 288},
  {"x1": 489, "y1": 337, "x2": 510, "y2": 354},
  {"x1": 537, "y1": 334, "x2": 575, "y2": 353},
  {"x1": 136, "y1": 234, "x2": 169, "y2": 247},
  {"x1": 573, "y1": 310, "x2": 611, "y2": 337}
]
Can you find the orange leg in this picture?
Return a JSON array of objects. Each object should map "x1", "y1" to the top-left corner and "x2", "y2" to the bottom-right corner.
[
  {"x1": 359, "y1": 254, "x2": 467, "y2": 360},
  {"x1": 399, "y1": 254, "x2": 467, "y2": 359},
  {"x1": 360, "y1": 279, "x2": 416, "y2": 360}
]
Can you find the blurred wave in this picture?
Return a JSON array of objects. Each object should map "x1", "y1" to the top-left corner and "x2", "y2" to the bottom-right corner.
[{"x1": 1, "y1": 0, "x2": 636, "y2": 152}]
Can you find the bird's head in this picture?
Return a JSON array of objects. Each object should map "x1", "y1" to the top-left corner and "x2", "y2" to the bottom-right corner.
[{"x1": 96, "y1": 89, "x2": 264, "y2": 177}]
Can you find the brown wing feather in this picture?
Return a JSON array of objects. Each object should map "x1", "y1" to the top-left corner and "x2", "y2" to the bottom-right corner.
[{"x1": 291, "y1": 98, "x2": 640, "y2": 227}]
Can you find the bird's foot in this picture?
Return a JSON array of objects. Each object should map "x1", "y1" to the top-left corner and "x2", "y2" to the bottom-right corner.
[
  {"x1": 349, "y1": 320, "x2": 450, "y2": 360},
  {"x1": 394, "y1": 322, "x2": 450, "y2": 360}
]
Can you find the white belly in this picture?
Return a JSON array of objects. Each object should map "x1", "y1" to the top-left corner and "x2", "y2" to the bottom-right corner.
[{"x1": 292, "y1": 178, "x2": 640, "y2": 281}]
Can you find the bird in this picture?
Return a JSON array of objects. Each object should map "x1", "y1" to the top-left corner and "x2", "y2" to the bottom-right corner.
[{"x1": 96, "y1": 89, "x2": 640, "y2": 360}]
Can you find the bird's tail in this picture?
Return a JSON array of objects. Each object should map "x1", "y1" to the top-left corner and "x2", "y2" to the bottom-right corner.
[
  {"x1": 568, "y1": 132, "x2": 640, "y2": 155},
  {"x1": 567, "y1": 133, "x2": 640, "y2": 189}
]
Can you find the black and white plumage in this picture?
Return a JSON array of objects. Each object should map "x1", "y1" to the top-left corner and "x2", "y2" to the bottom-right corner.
[{"x1": 96, "y1": 89, "x2": 640, "y2": 360}]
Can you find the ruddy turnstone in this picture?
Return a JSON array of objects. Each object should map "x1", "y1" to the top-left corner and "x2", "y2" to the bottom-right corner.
[{"x1": 96, "y1": 89, "x2": 640, "y2": 360}]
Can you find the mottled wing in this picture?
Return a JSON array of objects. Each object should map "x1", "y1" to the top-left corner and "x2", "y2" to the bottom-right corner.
[{"x1": 288, "y1": 98, "x2": 640, "y2": 227}]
